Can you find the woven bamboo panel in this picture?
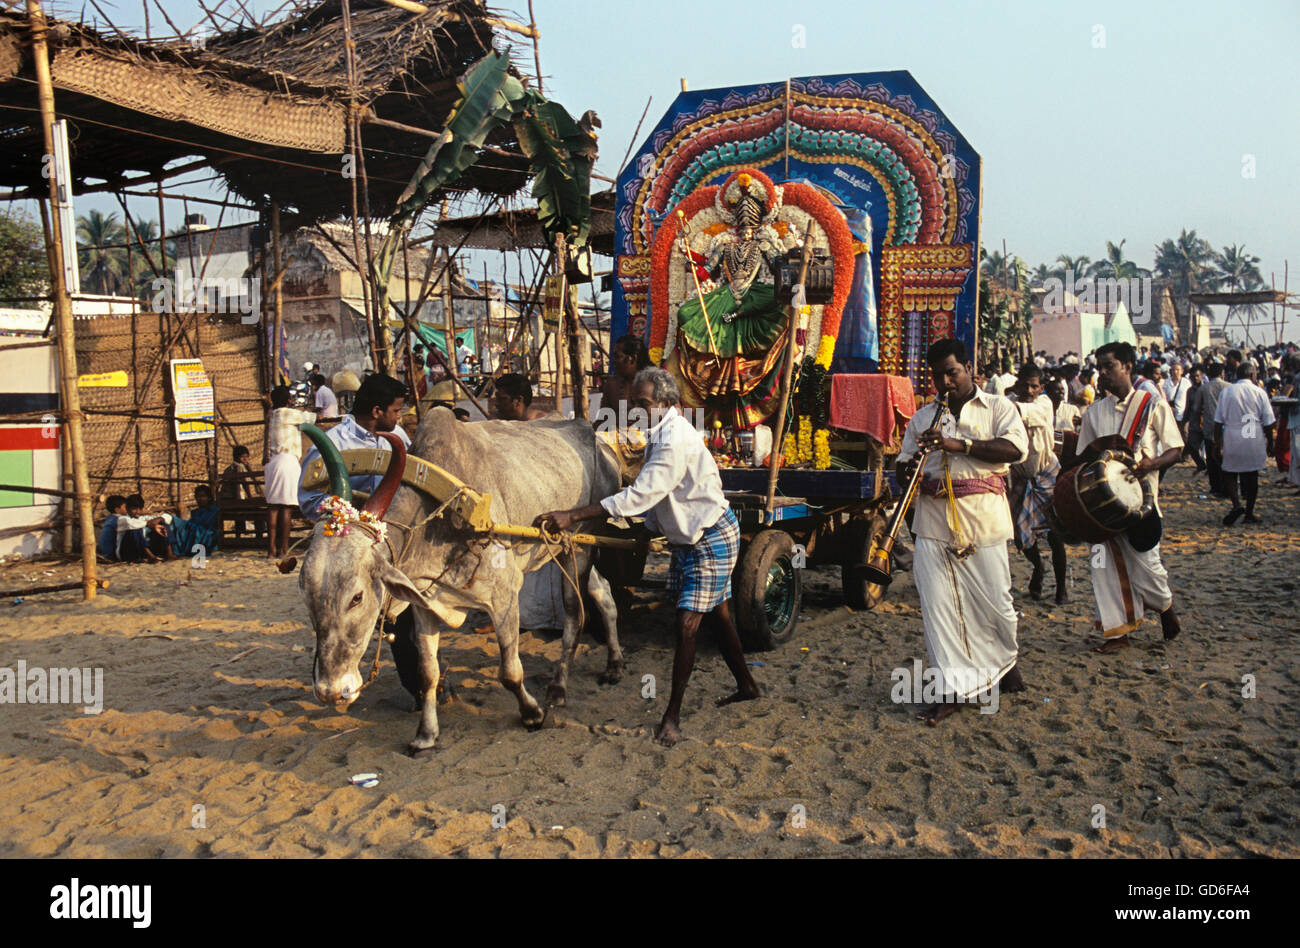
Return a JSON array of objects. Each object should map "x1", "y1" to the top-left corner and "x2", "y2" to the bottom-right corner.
[
  {"x1": 52, "y1": 48, "x2": 346, "y2": 153},
  {"x1": 74, "y1": 309, "x2": 265, "y2": 512}
]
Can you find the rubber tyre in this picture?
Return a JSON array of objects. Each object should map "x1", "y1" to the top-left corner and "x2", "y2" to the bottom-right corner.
[
  {"x1": 735, "y1": 529, "x2": 803, "y2": 651},
  {"x1": 841, "y1": 512, "x2": 890, "y2": 611}
]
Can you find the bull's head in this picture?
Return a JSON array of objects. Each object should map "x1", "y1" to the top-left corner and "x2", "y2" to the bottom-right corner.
[{"x1": 297, "y1": 426, "x2": 423, "y2": 711}]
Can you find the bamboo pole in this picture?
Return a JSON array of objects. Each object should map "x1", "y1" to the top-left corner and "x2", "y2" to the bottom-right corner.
[
  {"x1": 441, "y1": 247, "x2": 456, "y2": 383},
  {"x1": 553, "y1": 235, "x2": 569, "y2": 414},
  {"x1": 26, "y1": 0, "x2": 96, "y2": 599},
  {"x1": 764, "y1": 223, "x2": 816, "y2": 520},
  {"x1": 270, "y1": 201, "x2": 285, "y2": 387},
  {"x1": 0, "y1": 578, "x2": 110, "y2": 600}
]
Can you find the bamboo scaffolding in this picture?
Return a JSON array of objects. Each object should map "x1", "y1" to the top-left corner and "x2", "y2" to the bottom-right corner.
[{"x1": 26, "y1": 0, "x2": 97, "y2": 599}]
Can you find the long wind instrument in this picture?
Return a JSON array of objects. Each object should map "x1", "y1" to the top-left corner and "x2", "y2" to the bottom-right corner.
[{"x1": 862, "y1": 390, "x2": 948, "y2": 587}]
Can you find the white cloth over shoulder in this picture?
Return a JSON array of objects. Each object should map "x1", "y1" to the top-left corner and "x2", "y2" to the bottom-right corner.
[
  {"x1": 1078, "y1": 389, "x2": 1182, "y2": 512},
  {"x1": 1214, "y1": 379, "x2": 1275, "y2": 473},
  {"x1": 913, "y1": 538, "x2": 1019, "y2": 699},
  {"x1": 600, "y1": 406, "x2": 726, "y2": 546}
]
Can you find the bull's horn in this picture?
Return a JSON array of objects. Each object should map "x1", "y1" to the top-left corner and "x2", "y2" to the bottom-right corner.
[
  {"x1": 300, "y1": 424, "x2": 352, "y2": 503},
  {"x1": 362, "y1": 432, "x2": 406, "y2": 519}
]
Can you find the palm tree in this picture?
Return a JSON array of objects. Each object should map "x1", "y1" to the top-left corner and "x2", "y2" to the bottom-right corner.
[
  {"x1": 1030, "y1": 263, "x2": 1051, "y2": 287},
  {"x1": 76, "y1": 210, "x2": 127, "y2": 295},
  {"x1": 1154, "y1": 228, "x2": 1217, "y2": 334},
  {"x1": 1214, "y1": 244, "x2": 1267, "y2": 344},
  {"x1": 1093, "y1": 239, "x2": 1151, "y2": 280}
]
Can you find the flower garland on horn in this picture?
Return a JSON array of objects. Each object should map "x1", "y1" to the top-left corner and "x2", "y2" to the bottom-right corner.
[{"x1": 319, "y1": 495, "x2": 389, "y2": 544}]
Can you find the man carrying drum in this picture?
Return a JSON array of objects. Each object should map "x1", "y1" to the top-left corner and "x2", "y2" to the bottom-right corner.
[{"x1": 1078, "y1": 341, "x2": 1184, "y2": 653}]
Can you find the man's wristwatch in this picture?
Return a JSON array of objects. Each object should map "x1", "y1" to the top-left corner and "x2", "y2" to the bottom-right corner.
[{"x1": 960, "y1": 438, "x2": 973, "y2": 455}]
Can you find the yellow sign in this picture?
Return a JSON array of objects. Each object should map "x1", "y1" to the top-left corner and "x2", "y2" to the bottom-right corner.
[
  {"x1": 77, "y1": 370, "x2": 128, "y2": 387},
  {"x1": 543, "y1": 276, "x2": 563, "y2": 330}
]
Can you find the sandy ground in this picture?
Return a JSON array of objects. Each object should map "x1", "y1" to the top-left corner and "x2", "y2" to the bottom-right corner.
[{"x1": 0, "y1": 465, "x2": 1296, "y2": 858}]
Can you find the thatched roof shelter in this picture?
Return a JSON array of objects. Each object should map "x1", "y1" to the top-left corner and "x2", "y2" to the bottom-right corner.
[{"x1": 0, "y1": 0, "x2": 533, "y2": 220}]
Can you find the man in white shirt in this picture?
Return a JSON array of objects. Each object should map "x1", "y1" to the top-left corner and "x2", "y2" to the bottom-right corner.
[
  {"x1": 1078, "y1": 342, "x2": 1183, "y2": 653},
  {"x1": 1007, "y1": 365, "x2": 1068, "y2": 603},
  {"x1": 896, "y1": 339, "x2": 1029, "y2": 725},
  {"x1": 1162, "y1": 363, "x2": 1190, "y2": 423},
  {"x1": 1213, "y1": 361, "x2": 1276, "y2": 525},
  {"x1": 455, "y1": 337, "x2": 475, "y2": 377},
  {"x1": 298, "y1": 373, "x2": 412, "y2": 521},
  {"x1": 312, "y1": 372, "x2": 339, "y2": 419},
  {"x1": 1048, "y1": 378, "x2": 1081, "y2": 432},
  {"x1": 536, "y1": 367, "x2": 760, "y2": 746},
  {"x1": 985, "y1": 358, "x2": 1017, "y2": 397}
]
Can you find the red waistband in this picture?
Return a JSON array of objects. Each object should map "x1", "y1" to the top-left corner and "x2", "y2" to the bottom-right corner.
[{"x1": 919, "y1": 474, "x2": 1007, "y2": 498}]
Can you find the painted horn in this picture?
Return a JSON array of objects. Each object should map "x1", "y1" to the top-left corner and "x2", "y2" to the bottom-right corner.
[
  {"x1": 299, "y1": 424, "x2": 352, "y2": 503},
  {"x1": 362, "y1": 432, "x2": 406, "y2": 519}
]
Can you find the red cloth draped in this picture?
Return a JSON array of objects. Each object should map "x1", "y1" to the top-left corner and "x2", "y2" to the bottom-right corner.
[{"x1": 829, "y1": 373, "x2": 916, "y2": 444}]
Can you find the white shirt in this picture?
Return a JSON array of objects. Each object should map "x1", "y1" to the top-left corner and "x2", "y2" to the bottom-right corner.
[
  {"x1": 1078, "y1": 388, "x2": 1183, "y2": 512},
  {"x1": 1162, "y1": 376, "x2": 1190, "y2": 421},
  {"x1": 986, "y1": 372, "x2": 1017, "y2": 397},
  {"x1": 1054, "y1": 401, "x2": 1081, "y2": 432},
  {"x1": 314, "y1": 385, "x2": 339, "y2": 419},
  {"x1": 1214, "y1": 379, "x2": 1276, "y2": 473},
  {"x1": 1009, "y1": 397, "x2": 1056, "y2": 479},
  {"x1": 268, "y1": 407, "x2": 314, "y2": 457},
  {"x1": 298, "y1": 413, "x2": 412, "y2": 521},
  {"x1": 897, "y1": 388, "x2": 1028, "y2": 547},
  {"x1": 599, "y1": 406, "x2": 726, "y2": 546}
]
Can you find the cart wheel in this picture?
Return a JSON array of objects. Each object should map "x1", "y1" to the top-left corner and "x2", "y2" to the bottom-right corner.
[
  {"x1": 736, "y1": 529, "x2": 802, "y2": 651},
  {"x1": 842, "y1": 512, "x2": 890, "y2": 611}
]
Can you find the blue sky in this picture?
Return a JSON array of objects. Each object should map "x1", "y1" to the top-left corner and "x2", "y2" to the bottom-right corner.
[{"x1": 56, "y1": 0, "x2": 1300, "y2": 334}]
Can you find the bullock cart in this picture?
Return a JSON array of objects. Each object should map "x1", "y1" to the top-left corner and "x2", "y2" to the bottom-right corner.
[{"x1": 302, "y1": 446, "x2": 905, "y2": 655}]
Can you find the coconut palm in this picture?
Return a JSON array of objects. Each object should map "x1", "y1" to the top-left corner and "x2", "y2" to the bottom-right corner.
[
  {"x1": 1093, "y1": 239, "x2": 1151, "y2": 280},
  {"x1": 1154, "y1": 228, "x2": 1217, "y2": 329},
  {"x1": 1214, "y1": 244, "x2": 1268, "y2": 344},
  {"x1": 76, "y1": 210, "x2": 127, "y2": 295}
]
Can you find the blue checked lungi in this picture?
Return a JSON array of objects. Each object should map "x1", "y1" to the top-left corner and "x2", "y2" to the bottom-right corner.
[
  {"x1": 668, "y1": 507, "x2": 740, "y2": 613},
  {"x1": 1009, "y1": 458, "x2": 1060, "y2": 550}
]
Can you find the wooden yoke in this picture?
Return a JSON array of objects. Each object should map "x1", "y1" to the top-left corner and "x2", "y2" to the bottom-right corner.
[
  {"x1": 300, "y1": 449, "x2": 495, "y2": 531},
  {"x1": 300, "y1": 449, "x2": 665, "y2": 552}
]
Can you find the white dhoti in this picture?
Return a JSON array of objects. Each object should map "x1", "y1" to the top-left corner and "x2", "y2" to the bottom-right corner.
[
  {"x1": 913, "y1": 538, "x2": 1019, "y2": 699},
  {"x1": 263, "y1": 452, "x2": 301, "y2": 506},
  {"x1": 1090, "y1": 535, "x2": 1173, "y2": 639},
  {"x1": 518, "y1": 564, "x2": 567, "y2": 631}
]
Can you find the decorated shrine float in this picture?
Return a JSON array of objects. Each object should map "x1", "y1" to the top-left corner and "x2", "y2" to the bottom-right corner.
[{"x1": 611, "y1": 71, "x2": 981, "y2": 645}]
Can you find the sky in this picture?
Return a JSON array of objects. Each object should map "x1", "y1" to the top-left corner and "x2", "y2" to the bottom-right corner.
[{"x1": 46, "y1": 0, "x2": 1300, "y2": 338}]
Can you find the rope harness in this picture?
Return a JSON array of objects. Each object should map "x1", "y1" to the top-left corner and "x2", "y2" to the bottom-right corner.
[{"x1": 341, "y1": 487, "x2": 591, "y2": 697}]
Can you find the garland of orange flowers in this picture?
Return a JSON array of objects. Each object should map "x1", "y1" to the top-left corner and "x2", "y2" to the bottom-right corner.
[
  {"x1": 780, "y1": 182, "x2": 855, "y2": 369},
  {"x1": 647, "y1": 172, "x2": 855, "y2": 372},
  {"x1": 648, "y1": 185, "x2": 721, "y2": 363}
]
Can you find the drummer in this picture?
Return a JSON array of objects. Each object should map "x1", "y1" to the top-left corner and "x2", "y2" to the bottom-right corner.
[{"x1": 1078, "y1": 341, "x2": 1184, "y2": 654}]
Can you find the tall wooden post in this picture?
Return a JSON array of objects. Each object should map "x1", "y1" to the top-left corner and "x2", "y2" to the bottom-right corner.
[
  {"x1": 553, "y1": 235, "x2": 569, "y2": 414},
  {"x1": 270, "y1": 201, "x2": 285, "y2": 387},
  {"x1": 441, "y1": 248, "x2": 456, "y2": 382},
  {"x1": 27, "y1": 0, "x2": 96, "y2": 599}
]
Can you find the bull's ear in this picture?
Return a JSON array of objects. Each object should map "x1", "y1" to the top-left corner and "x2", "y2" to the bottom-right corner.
[{"x1": 376, "y1": 561, "x2": 468, "y2": 628}]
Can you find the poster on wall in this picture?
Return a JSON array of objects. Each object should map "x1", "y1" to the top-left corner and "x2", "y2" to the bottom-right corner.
[{"x1": 170, "y1": 358, "x2": 215, "y2": 442}]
